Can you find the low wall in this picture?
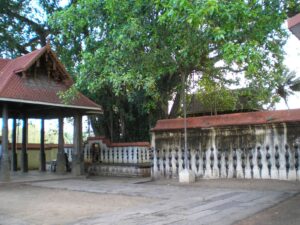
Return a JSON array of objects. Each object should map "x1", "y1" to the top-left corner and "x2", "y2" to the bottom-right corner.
[
  {"x1": 152, "y1": 110, "x2": 300, "y2": 180},
  {"x1": 3, "y1": 143, "x2": 74, "y2": 170},
  {"x1": 88, "y1": 163, "x2": 151, "y2": 177},
  {"x1": 85, "y1": 137, "x2": 152, "y2": 177}
]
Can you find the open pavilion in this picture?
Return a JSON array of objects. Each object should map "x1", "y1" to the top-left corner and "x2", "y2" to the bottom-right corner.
[{"x1": 0, "y1": 44, "x2": 102, "y2": 181}]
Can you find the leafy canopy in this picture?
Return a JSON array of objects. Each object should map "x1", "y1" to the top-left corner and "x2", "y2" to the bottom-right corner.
[
  {"x1": 49, "y1": 0, "x2": 298, "y2": 140},
  {"x1": 0, "y1": 0, "x2": 65, "y2": 57},
  {"x1": 1, "y1": 0, "x2": 299, "y2": 140}
]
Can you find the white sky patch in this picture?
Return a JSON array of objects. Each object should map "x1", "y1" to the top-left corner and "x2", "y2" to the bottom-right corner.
[{"x1": 275, "y1": 22, "x2": 300, "y2": 110}]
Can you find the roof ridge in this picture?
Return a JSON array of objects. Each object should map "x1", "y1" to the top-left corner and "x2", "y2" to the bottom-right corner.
[
  {"x1": 13, "y1": 47, "x2": 47, "y2": 73},
  {"x1": 0, "y1": 59, "x2": 15, "y2": 94}
]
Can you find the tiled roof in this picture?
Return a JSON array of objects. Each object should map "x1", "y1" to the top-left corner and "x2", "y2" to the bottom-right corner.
[
  {"x1": 0, "y1": 46, "x2": 102, "y2": 111},
  {"x1": 88, "y1": 136, "x2": 150, "y2": 147},
  {"x1": 0, "y1": 59, "x2": 11, "y2": 71},
  {"x1": 152, "y1": 109, "x2": 300, "y2": 131},
  {"x1": 288, "y1": 13, "x2": 300, "y2": 40}
]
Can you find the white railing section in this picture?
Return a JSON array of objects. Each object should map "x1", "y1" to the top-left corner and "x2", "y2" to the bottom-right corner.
[{"x1": 84, "y1": 137, "x2": 151, "y2": 164}]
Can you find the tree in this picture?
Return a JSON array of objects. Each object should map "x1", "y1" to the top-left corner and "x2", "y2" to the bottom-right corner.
[
  {"x1": 50, "y1": 0, "x2": 298, "y2": 141},
  {"x1": 286, "y1": 0, "x2": 300, "y2": 17},
  {"x1": 196, "y1": 77, "x2": 238, "y2": 115},
  {"x1": 1, "y1": 1, "x2": 299, "y2": 141},
  {"x1": 276, "y1": 70, "x2": 300, "y2": 108},
  {"x1": 0, "y1": 0, "x2": 66, "y2": 58}
]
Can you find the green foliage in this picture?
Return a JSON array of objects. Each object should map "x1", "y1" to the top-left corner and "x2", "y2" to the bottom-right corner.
[
  {"x1": 1, "y1": 0, "x2": 299, "y2": 141},
  {"x1": 197, "y1": 78, "x2": 237, "y2": 115},
  {"x1": 49, "y1": 0, "x2": 296, "y2": 140},
  {"x1": 0, "y1": 0, "x2": 64, "y2": 58},
  {"x1": 276, "y1": 70, "x2": 300, "y2": 108},
  {"x1": 57, "y1": 85, "x2": 79, "y2": 105}
]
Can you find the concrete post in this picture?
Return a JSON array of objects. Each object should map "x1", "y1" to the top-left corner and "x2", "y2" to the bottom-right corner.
[
  {"x1": 179, "y1": 73, "x2": 195, "y2": 183},
  {"x1": 0, "y1": 104, "x2": 10, "y2": 181},
  {"x1": 21, "y1": 116, "x2": 28, "y2": 173},
  {"x1": 56, "y1": 116, "x2": 66, "y2": 173},
  {"x1": 150, "y1": 132, "x2": 156, "y2": 180},
  {"x1": 72, "y1": 114, "x2": 83, "y2": 176},
  {"x1": 40, "y1": 118, "x2": 46, "y2": 172},
  {"x1": 11, "y1": 118, "x2": 18, "y2": 171}
]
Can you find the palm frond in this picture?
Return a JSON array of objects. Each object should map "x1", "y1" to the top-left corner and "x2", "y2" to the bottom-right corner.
[{"x1": 290, "y1": 78, "x2": 300, "y2": 91}]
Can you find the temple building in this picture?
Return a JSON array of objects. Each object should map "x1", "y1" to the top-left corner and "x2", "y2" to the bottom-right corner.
[
  {"x1": 288, "y1": 13, "x2": 300, "y2": 40},
  {"x1": 0, "y1": 44, "x2": 102, "y2": 181}
]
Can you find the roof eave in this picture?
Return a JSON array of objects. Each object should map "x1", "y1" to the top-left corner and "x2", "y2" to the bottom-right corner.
[
  {"x1": 0, "y1": 97, "x2": 103, "y2": 114},
  {"x1": 288, "y1": 13, "x2": 300, "y2": 40}
]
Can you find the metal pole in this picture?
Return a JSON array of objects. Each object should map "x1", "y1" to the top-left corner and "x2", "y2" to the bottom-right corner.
[{"x1": 182, "y1": 74, "x2": 188, "y2": 169}]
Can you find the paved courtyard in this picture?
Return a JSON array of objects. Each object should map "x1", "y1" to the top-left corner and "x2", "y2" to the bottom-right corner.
[{"x1": 0, "y1": 175, "x2": 300, "y2": 225}]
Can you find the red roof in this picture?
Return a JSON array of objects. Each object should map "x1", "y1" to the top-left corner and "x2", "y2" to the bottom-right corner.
[
  {"x1": 0, "y1": 46, "x2": 102, "y2": 111},
  {"x1": 88, "y1": 136, "x2": 150, "y2": 147},
  {"x1": 152, "y1": 109, "x2": 300, "y2": 131},
  {"x1": 0, "y1": 59, "x2": 11, "y2": 71},
  {"x1": 288, "y1": 13, "x2": 300, "y2": 40}
]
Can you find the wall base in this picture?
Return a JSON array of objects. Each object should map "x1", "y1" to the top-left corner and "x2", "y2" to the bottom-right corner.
[
  {"x1": 179, "y1": 169, "x2": 195, "y2": 183},
  {"x1": 88, "y1": 163, "x2": 151, "y2": 177}
]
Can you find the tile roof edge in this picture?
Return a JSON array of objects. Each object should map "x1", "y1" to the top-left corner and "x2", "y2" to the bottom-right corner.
[
  {"x1": 0, "y1": 59, "x2": 15, "y2": 94},
  {"x1": 0, "y1": 97, "x2": 103, "y2": 112},
  {"x1": 18, "y1": 47, "x2": 47, "y2": 73}
]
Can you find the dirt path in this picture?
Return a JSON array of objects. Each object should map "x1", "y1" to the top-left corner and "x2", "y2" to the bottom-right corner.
[
  {"x1": 0, "y1": 184, "x2": 154, "y2": 225},
  {"x1": 0, "y1": 178, "x2": 299, "y2": 225},
  {"x1": 234, "y1": 192, "x2": 300, "y2": 225}
]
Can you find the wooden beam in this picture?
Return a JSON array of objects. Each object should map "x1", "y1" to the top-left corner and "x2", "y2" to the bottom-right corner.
[
  {"x1": 11, "y1": 118, "x2": 18, "y2": 171},
  {"x1": 21, "y1": 115, "x2": 28, "y2": 173},
  {"x1": 36, "y1": 59, "x2": 40, "y2": 67},
  {"x1": 53, "y1": 61, "x2": 56, "y2": 71},
  {"x1": 56, "y1": 116, "x2": 66, "y2": 173},
  {"x1": 72, "y1": 114, "x2": 83, "y2": 175},
  {"x1": 40, "y1": 118, "x2": 46, "y2": 172},
  {"x1": 0, "y1": 104, "x2": 10, "y2": 181}
]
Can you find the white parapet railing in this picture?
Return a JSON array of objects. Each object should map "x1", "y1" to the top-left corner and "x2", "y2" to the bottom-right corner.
[{"x1": 84, "y1": 137, "x2": 152, "y2": 177}]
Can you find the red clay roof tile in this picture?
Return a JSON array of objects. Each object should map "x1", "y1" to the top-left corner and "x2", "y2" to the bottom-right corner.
[
  {"x1": 152, "y1": 109, "x2": 300, "y2": 131},
  {"x1": 0, "y1": 46, "x2": 102, "y2": 111},
  {"x1": 0, "y1": 59, "x2": 11, "y2": 71}
]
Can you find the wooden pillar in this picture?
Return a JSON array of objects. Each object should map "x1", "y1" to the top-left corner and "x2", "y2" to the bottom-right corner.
[
  {"x1": 39, "y1": 118, "x2": 46, "y2": 172},
  {"x1": 0, "y1": 104, "x2": 10, "y2": 181},
  {"x1": 11, "y1": 118, "x2": 18, "y2": 171},
  {"x1": 72, "y1": 114, "x2": 83, "y2": 176},
  {"x1": 56, "y1": 116, "x2": 66, "y2": 173},
  {"x1": 21, "y1": 115, "x2": 28, "y2": 173}
]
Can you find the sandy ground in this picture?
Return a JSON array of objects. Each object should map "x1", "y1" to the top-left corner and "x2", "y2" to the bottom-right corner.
[
  {"x1": 234, "y1": 192, "x2": 300, "y2": 225},
  {"x1": 0, "y1": 183, "x2": 154, "y2": 225},
  {"x1": 0, "y1": 177, "x2": 300, "y2": 225}
]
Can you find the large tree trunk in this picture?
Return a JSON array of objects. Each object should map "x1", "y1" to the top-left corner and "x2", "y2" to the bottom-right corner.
[{"x1": 168, "y1": 92, "x2": 181, "y2": 118}]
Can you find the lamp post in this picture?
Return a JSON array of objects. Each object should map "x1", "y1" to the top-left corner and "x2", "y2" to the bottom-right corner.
[
  {"x1": 183, "y1": 74, "x2": 188, "y2": 169},
  {"x1": 179, "y1": 73, "x2": 195, "y2": 183}
]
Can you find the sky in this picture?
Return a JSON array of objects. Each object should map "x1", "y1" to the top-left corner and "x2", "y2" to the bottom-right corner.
[{"x1": 275, "y1": 25, "x2": 300, "y2": 110}]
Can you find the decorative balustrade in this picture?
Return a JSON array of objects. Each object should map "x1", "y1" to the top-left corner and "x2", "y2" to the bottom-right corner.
[
  {"x1": 151, "y1": 109, "x2": 300, "y2": 181},
  {"x1": 84, "y1": 137, "x2": 151, "y2": 177},
  {"x1": 152, "y1": 144, "x2": 300, "y2": 180}
]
